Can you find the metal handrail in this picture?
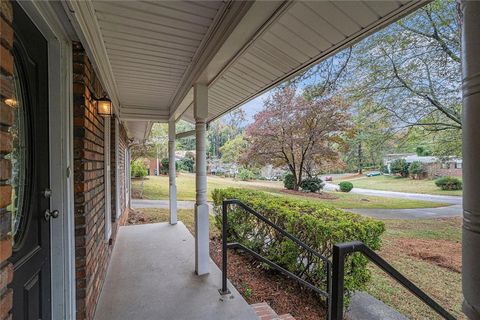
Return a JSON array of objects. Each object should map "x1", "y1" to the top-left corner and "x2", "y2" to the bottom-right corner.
[
  {"x1": 219, "y1": 199, "x2": 331, "y2": 313},
  {"x1": 219, "y1": 199, "x2": 456, "y2": 320},
  {"x1": 331, "y1": 241, "x2": 456, "y2": 320}
]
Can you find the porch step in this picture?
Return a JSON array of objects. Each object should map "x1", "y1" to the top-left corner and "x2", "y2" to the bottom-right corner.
[{"x1": 251, "y1": 302, "x2": 295, "y2": 320}]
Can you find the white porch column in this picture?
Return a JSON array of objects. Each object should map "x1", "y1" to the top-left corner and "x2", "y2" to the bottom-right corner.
[
  {"x1": 169, "y1": 117, "x2": 177, "y2": 225},
  {"x1": 462, "y1": 1, "x2": 480, "y2": 319},
  {"x1": 194, "y1": 83, "x2": 209, "y2": 275}
]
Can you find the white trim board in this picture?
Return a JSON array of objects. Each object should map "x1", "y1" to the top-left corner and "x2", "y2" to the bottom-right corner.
[{"x1": 17, "y1": 2, "x2": 76, "y2": 319}]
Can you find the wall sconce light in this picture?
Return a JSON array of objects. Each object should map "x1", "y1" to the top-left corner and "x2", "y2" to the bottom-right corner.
[{"x1": 96, "y1": 96, "x2": 113, "y2": 117}]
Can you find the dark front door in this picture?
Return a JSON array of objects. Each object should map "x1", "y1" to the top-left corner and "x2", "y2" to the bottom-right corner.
[{"x1": 9, "y1": 2, "x2": 51, "y2": 319}]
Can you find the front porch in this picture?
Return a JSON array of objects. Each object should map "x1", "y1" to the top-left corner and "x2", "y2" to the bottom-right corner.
[{"x1": 94, "y1": 222, "x2": 257, "y2": 320}]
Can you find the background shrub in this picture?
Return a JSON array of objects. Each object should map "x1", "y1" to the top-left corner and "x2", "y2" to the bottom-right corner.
[
  {"x1": 339, "y1": 181, "x2": 353, "y2": 192},
  {"x1": 212, "y1": 188, "x2": 385, "y2": 298},
  {"x1": 131, "y1": 160, "x2": 147, "y2": 178},
  {"x1": 408, "y1": 161, "x2": 424, "y2": 178},
  {"x1": 390, "y1": 159, "x2": 410, "y2": 177},
  {"x1": 159, "y1": 157, "x2": 180, "y2": 174},
  {"x1": 283, "y1": 173, "x2": 295, "y2": 190},
  {"x1": 300, "y1": 176, "x2": 324, "y2": 192},
  {"x1": 238, "y1": 168, "x2": 255, "y2": 181},
  {"x1": 178, "y1": 157, "x2": 194, "y2": 172},
  {"x1": 435, "y1": 176, "x2": 462, "y2": 190}
]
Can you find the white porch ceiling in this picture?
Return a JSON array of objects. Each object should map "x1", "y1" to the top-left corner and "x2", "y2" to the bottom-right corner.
[
  {"x1": 67, "y1": 0, "x2": 428, "y2": 142},
  {"x1": 91, "y1": 0, "x2": 225, "y2": 120},
  {"x1": 181, "y1": 0, "x2": 427, "y2": 123}
]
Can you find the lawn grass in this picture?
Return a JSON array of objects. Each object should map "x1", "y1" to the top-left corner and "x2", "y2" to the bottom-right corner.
[
  {"x1": 131, "y1": 208, "x2": 464, "y2": 319},
  {"x1": 366, "y1": 217, "x2": 463, "y2": 319},
  {"x1": 131, "y1": 173, "x2": 448, "y2": 209},
  {"x1": 341, "y1": 174, "x2": 462, "y2": 196}
]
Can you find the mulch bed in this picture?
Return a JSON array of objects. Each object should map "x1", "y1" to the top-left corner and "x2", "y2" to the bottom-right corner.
[
  {"x1": 210, "y1": 237, "x2": 327, "y2": 320},
  {"x1": 127, "y1": 209, "x2": 154, "y2": 225},
  {"x1": 281, "y1": 189, "x2": 338, "y2": 200}
]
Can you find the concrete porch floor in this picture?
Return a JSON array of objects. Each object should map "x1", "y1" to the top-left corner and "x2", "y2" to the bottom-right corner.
[{"x1": 94, "y1": 222, "x2": 258, "y2": 320}]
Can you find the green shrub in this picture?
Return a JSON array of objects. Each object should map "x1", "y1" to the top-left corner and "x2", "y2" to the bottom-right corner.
[
  {"x1": 390, "y1": 159, "x2": 409, "y2": 177},
  {"x1": 238, "y1": 168, "x2": 255, "y2": 181},
  {"x1": 131, "y1": 160, "x2": 147, "y2": 178},
  {"x1": 283, "y1": 173, "x2": 295, "y2": 190},
  {"x1": 159, "y1": 157, "x2": 179, "y2": 175},
  {"x1": 435, "y1": 176, "x2": 462, "y2": 190},
  {"x1": 212, "y1": 188, "x2": 385, "y2": 297},
  {"x1": 339, "y1": 181, "x2": 353, "y2": 192},
  {"x1": 408, "y1": 161, "x2": 425, "y2": 179},
  {"x1": 300, "y1": 177, "x2": 324, "y2": 193},
  {"x1": 178, "y1": 157, "x2": 194, "y2": 172}
]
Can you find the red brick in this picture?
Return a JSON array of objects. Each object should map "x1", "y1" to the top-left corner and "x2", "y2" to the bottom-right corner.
[
  {"x1": 0, "y1": 185, "x2": 11, "y2": 209},
  {"x1": 0, "y1": 73, "x2": 13, "y2": 99},
  {"x1": 0, "y1": 17, "x2": 13, "y2": 49},
  {"x1": 0, "y1": 159, "x2": 10, "y2": 181},
  {"x1": 0, "y1": 263, "x2": 13, "y2": 290},
  {"x1": 0, "y1": 237, "x2": 12, "y2": 263},
  {"x1": 0, "y1": 131, "x2": 11, "y2": 154},
  {"x1": 0, "y1": 1, "x2": 13, "y2": 23},
  {"x1": 0, "y1": 289, "x2": 12, "y2": 320},
  {"x1": 0, "y1": 45, "x2": 13, "y2": 76},
  {"x1": 0, "y1": 101, "x2": 12, "y2": 126}
]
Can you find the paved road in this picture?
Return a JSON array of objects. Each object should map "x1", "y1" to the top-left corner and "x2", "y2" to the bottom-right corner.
[
  {"x1": 324, "y1": 183, "x2": 461, "y2": 205},
  {"x1": 132, "y1": 199, "x2": 214, "y2": 212},
  {"x1": 132, "y1": 184, "x2": 463, "y2": 219},
  {"x1": 324, "y1": 182, "x2": 462, "y2": 219}
]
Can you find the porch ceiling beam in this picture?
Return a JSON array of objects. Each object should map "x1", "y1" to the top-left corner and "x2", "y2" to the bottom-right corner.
[
  {"x1": 120, "y1": 113, "x2": 169, "y2": 122},
  {"x1": 176, "y1": 130, "x2": 196, "y2": 140}
]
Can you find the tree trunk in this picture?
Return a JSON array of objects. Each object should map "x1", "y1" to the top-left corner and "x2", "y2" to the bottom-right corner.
[{"x1": 357, "y1": 141, "x2": 363, "y2": 174}]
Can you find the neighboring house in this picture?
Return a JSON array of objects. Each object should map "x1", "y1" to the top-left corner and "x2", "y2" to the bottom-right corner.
[
  {"x1": 384, "y1": 154, "x2": 462, "y2": 177},
  {"x1": 260, "y1": 165, "x2": 287, "y2": 180},
  {"x1": 1, "y1": 1, "x2": 479, "y2": 320}
]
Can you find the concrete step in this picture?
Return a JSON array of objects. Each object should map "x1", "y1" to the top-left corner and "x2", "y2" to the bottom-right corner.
[
  {"x1": 251, "y1": 302, "x2": 296, "y2": 320},
  {"x1": 345, "y1": 292, "x2": 409, "y2": 320}
]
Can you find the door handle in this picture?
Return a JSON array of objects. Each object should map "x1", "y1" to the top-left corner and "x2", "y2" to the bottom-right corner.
[{"x1": 44, "y1": 209, "x2": 60, "y2": 221}]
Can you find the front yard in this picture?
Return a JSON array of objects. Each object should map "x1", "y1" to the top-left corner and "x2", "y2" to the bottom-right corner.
[
  {"x1": 132, "y1": 173, "x2": 448, "y2": 209},
  {"x1": 341, "y1": 174, "x2": 463, "y2": 196},
  {"x1": 128, "y1": 207, "x2": 463, "y2": 320}
]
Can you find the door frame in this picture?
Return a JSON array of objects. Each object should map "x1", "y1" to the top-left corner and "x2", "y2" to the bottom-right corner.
[{"x1": 16, "y1": 2, "x2": 75, "y2": 319}]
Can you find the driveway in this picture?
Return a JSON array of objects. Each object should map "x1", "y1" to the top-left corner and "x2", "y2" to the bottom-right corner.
[{"x1": 324, "y1": 182, "x2": 462, "y2": 219}]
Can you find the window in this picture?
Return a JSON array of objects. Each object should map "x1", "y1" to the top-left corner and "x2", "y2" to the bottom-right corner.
[{"x1": 455, "y1": 161, "x2": 462, "y2": 169}]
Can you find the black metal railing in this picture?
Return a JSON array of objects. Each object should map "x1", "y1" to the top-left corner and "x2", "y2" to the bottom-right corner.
[
  {"x1": 219, "y1": 199, "x2": 331, "y2": 307},
  {"x1": 219, "y1": 199, "x2": 456, "y2": 320},
  {"x1": 331, "y1": 241, "x2": 456, "y2": 320}
]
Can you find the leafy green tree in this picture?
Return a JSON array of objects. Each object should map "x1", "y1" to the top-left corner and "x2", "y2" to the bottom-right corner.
[{"x1": 219, "y1": 134, "x2": 248, "y2": 164}]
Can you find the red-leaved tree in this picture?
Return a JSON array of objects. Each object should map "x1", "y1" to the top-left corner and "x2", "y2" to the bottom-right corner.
[{"x1": 245, "y1": 86, "x2": 350, "y2": 190}]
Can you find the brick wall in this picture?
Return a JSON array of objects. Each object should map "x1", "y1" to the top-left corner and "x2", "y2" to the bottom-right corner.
[
  {"x1": 0, "y1": 1, "x2": 14, "y2": 318},
  {"x1": 73, "y1": 42, "x2": 128, "y2": 320}
]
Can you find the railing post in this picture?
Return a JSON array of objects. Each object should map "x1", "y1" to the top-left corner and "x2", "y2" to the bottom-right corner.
[
  {"x1": 330, "y1": 245, "x2": 345, "y2": 320},
  {"x1": 219, "y1": 200, "x2": 230, "y2": 295}
]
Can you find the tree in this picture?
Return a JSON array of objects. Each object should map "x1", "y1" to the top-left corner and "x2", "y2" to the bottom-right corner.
[
  {"x1": 348, "y1": 0, "x2": 461, "y2": 156},
  {"x1": 245, "y1": 86, "x2": 350, "y2": 191},
  {"x1": 130, "y1": 123, "x2": 167, "y2": 161},
  {"x1": 219, "y1": 134, "x2": 248, "y2": 164}
]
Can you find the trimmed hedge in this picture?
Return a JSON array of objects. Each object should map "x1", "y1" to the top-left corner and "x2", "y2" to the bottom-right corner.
[
  {"x1": 300, "y1": 176, "x2": 324, "y2": 193},
  {"x1": 283, "y1": 173, "x2": 295, "y2": 190},
  {"x1": 339, "y1": 181, "x2": 353, "y2": 192},
  {"x1": 212, "y1": 188, "x2": 385, "y2": 296},
  {"x1": 435, "y1": 176, "x2": 462, "y2": 190}
]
